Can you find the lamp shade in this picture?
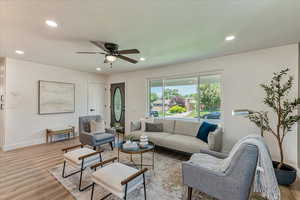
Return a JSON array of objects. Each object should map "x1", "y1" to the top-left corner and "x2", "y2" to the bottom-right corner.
[
  {"x1": 232, "y1": 109, "x2": 253, "y2": 116},
  {"x1": 106, "y1": 55, "x2": 117, "y2": 62}
]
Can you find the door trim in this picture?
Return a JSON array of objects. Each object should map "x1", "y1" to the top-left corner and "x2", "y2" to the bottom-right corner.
[{"x1": 110, "y1": 82, "x2": 126, "y2": 130}]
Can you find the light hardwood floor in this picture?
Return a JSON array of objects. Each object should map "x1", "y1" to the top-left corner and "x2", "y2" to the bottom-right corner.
[{"x1": 0, "y1": 138, "x2": 299, "y2": 200}]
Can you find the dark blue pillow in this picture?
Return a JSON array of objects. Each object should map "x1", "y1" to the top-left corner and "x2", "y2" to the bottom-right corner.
[{"x1": 196, "y1": 122, "x2": 218, "y2": 143}]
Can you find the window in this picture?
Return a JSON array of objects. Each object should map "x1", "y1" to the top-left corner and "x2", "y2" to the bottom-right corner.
[
  {"x1": 149, "y1": 80, "x2": 163, "y2": 118},
  {"x1": 148, "y1": 75, "x2": 221, "y2": 123},
  {"x1": 164, "y1": 77, "x2": 198, "y2": 120},
  {"x1": 198, "y1": 75, "x2": 221, "y2": 123}
]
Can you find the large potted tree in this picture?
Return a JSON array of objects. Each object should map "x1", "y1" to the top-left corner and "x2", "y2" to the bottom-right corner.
[{"x1": 248, "y1": 68, "x2": 300, "y2": 185}]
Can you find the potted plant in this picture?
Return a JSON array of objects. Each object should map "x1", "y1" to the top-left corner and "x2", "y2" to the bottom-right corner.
[{"x1": 248, "y1": 68, "x2": 300, "y2": 185}]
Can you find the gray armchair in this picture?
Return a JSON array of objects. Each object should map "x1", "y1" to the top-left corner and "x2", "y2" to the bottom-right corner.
[
  {"x1": 182, "y1": 143, "x2": 258, "y2": 200},
  {"x1": 79, "y1": 115, "x2": 116, "y2": 150}
]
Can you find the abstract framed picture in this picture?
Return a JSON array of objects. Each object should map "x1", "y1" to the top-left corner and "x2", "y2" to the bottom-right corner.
[{"x1": 38, "y1": 81, "x2": 75, "y2": 115}]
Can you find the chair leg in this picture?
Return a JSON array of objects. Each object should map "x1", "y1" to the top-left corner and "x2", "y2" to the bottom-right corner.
[
  {"x1": 110, "y1": 142, "x2": 114, "y2": 150},
  {"x1": 187, "y1": 187, "x2": 192, "y2": 200},
  {"x1": 79, "y1": 161, "x2": 93, "y2": 191},
  {"x1": 143, "y1": 173, "x2": 147, "y2": 200},
  {"x1": 90, "y1": 183, "x2": 95, "y2": 200},
  {"x1": 124, "y1": 184, "x2": 128, "y2": 200},
  {"x1": 62, "y1": 160, "x2": 81, "y2": 178},
  {"x1": 62, "y1": 160, "x2": 66, "y2": 177},
  {"x1": 100, "y1": 193, "x2": 112, "y2": 200},
  {"x1": 99, "y1": 152, "x2": 103, "y2": 162},
  {"x1": 79, "y1": 166, "x2": 84, "y2": 191}
]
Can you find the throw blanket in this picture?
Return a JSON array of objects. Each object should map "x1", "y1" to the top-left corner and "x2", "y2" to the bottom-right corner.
[{"x1": 190, "y1": 135, "x2": 280, "y2": 200}]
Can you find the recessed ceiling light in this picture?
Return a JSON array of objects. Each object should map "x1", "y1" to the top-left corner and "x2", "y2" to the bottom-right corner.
[
  {"x1": 15, "y1": 50, "x2": 24, "y2": 55},
  {"x1": 45, "y1": 20, "x2": 58, "y2": 28},
  {"x1": 96, "y1": 67, "x2": 101, "y2": 71},
  {"x1": 225, "y1": 35, "x2": 235, "y2": 41},
  {"x1": 140, "y1": 57, "x2": 146, "y2": 61}
]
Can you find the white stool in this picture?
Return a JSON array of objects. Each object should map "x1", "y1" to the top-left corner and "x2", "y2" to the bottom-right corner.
[
  {"x1": 90, "y1": 157, "x2": 147, "y2": 200},
  {"x1": 62, "y1": 144, "x2": 102, "y2": 191}
]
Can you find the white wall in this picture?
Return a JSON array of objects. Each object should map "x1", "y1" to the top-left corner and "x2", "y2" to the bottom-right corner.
[
  {"x1": 106, "y1": 44, "x2": 299, "y2": 167},
  {"x1": 3, "y1": 58, "x2": 106, "y2": 150}
]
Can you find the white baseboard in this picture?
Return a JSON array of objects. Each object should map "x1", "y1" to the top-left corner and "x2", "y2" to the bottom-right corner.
[{"x1": 2, "y1": 138, "x2": 43, "y2": 151}]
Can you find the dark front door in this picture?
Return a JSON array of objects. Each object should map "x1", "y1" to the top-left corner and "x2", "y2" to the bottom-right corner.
[{"x1": 110, "y1": 82, "x2": 125, "y2": 133}]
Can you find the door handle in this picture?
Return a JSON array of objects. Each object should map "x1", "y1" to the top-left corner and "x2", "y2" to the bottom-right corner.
[{"x1": 90, "y1": 109, "x2": 95, "y2": 112}]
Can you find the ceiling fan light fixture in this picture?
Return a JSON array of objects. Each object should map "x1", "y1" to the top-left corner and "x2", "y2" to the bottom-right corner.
[
  {"x1": 225, "y1": 35, "x2": 235, "y2": 41},
  {"x1": 106, "y1": 55, "x2": 117, "y2": 62},
  {"x1": 140, "y1": 57, "x2": 146, "y2": 61}
]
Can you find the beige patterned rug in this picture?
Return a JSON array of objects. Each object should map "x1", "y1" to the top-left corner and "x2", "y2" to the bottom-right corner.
[{"x1": 49, "y1": 146, "x2": 261, "y2": 200}]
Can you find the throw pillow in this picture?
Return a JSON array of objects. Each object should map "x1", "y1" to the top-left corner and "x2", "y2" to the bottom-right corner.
[
  {"x1": 196, "y1": 122, "x2": 218, "y2": 143},
  {"x1": 145, "y1": 122, "x2": 163, "y2": 132},
  {"x1": 90, "y1": 120, "x2": 106, "y2": 133},
  {"x1": 83, "y1": 121, "x2": 91, "y2": 133},
  {"x1": 131, "y1": 120, "x2": 141, "y2": 132},
  {"x1": 141, "y1": 118, "x2": 154, "y2": 131}
]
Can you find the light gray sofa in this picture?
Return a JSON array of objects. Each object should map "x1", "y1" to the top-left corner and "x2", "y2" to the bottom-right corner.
[{"x1": 130, "y1": 119, "x2": 223, "y2": 153}]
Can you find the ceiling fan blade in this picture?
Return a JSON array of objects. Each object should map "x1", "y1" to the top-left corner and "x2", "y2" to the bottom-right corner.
[
  {"x1": 117, "y1": 49, "x2": 140, "y2": 54},
  {"x1": 90, "y1": 41, "x2": 108, "y2": 52},
  {"x1": 117, "y1": 55, "x2": 138, "y2": 64},
  {"x1": 76, "y1": 51, "x2": 105, "y2": 54}
]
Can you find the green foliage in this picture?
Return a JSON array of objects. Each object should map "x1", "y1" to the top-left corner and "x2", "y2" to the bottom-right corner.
[
  {"x1": 195, "y1": 83, "x2": 221, "y2": 111},
  {"x1": 247, "y1": 68, "x2": 300, "y2": 168},
  {"x1": 168, "y1": 105, "x2": 187, "y2": 113},
  {"x1": 164, "y1": 88, "x2": 181, "y2": 99},
  {"x1": 124, "y1": 134, "x2": 139, "y2": 141},
  {"x1": 150, "y1": 93, "x2": 159, "y2": 103}
]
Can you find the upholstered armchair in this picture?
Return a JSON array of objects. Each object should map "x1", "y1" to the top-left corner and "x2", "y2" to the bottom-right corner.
[
  {"x1": 79, "y1": 115, "x2": 116, "y2": 150},
  {"x1": 182, "y1": 143, "x2": 259, "y2": 200}
]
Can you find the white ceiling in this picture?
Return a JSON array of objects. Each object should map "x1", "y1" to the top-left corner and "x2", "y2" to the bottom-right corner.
[{"x1": 1, "y1": 0, "x2": 300, "y2": 74}]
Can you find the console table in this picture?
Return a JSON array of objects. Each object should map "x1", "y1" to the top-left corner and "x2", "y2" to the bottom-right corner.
[{"x1": 46, "y1": 126, "x2": 75, "y2": 143}]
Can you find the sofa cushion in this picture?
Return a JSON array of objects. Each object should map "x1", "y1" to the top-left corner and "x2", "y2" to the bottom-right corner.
[
  {"x1": 141, "y1": 118, "x2": 154, "y2": 131},
  {"x1": 196, "y1": 122, "x2": 218, "y2": 143},
  {"x1": 154, "y1": 119, "x2": 175, "y2": 133},
  {"x1": 163, "y1": 134, "x2": 208, "y2": 153},
  {"x1": 145, "y1": 122, "x2": 163, "y2": 132},
  {"x1": 129, "y1": 131, "x2": 172, "y2": 146},
  {"x1": 131, "y1": 120, "x2": 141, "y2": 132},
  {"x1": 147, "y1": 132, "x2": 173, "y2": 146},
  {"x1": 93, "y1": 133, "x2": 115, "y2": 143},
  {"x1": 174, "y1": 120, "x2": 201, "y2": 137}
]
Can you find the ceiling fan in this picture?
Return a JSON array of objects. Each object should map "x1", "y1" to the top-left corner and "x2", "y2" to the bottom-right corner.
[{"x1": 77, "y1": 41, "x2": 140, "y2": 64}]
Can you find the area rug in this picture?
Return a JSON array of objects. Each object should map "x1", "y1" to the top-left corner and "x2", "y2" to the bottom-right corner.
[{"x1": 49, "y1": 146, "x2": 261, "y2": 200}]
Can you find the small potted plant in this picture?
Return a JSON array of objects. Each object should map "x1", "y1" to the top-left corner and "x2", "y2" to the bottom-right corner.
[{"x1": 247, "y1": 68, "x2": 300, "y2": 185}]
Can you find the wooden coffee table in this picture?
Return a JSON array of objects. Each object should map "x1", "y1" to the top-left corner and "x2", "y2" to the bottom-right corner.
[{"x1": 118, "y1": 141, "x2": 155, "y2": 169}]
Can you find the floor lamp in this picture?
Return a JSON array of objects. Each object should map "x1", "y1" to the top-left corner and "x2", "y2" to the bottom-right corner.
[{"x1": 232, "y1": 109, "x2": 264, "y2": 137}]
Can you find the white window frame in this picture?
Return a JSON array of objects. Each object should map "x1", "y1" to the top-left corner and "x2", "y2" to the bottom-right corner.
[{"x1": 147, "y1": 72, "x2": 222, "y2": 122}]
